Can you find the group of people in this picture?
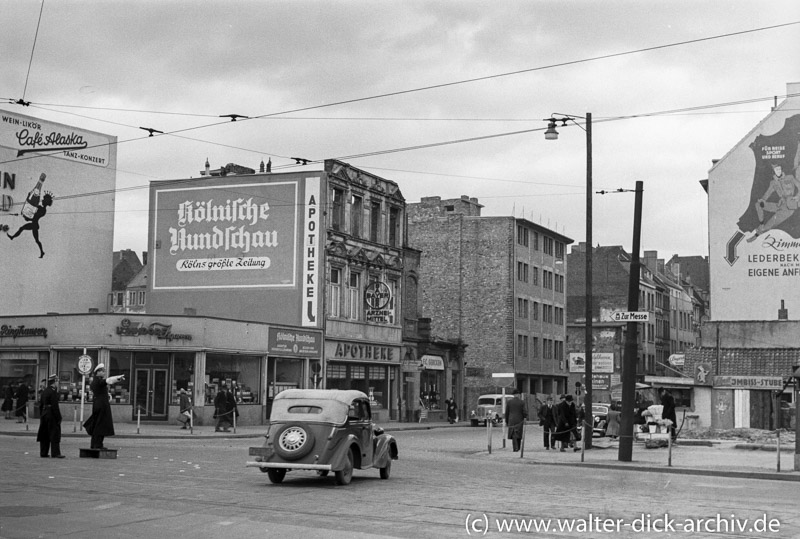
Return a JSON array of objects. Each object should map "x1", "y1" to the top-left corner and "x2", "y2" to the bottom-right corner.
[
  {"x1": 2, "y1": 380, "x2": 30, "y2": 423},
  {"x1": 537, "y1": 394, "x2": 583, "y2": 452}
]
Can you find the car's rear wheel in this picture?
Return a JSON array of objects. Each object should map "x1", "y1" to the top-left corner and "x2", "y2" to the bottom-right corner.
[
  {"x1": 335, "y1": 448, "x2": 354, "y2": 485},
  {"x1": 273, "y1": 423, "x2": 315, "y2": 461},
  {"x1": 379, "y1": 459, "x2": 391, "y2": 479},
  {"x1": 267, "y1": 468, "x2": 286, "y2": 484}
]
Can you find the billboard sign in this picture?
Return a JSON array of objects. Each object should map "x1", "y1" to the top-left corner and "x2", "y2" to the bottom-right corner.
[
  {"x1": 709, "y1": 94, "x2": 800, "y2": 320},
  {"x1": 569, "y1": 352, "x2": 614, "y2": 373},
  {"x1": 0, "y1": 109, "x2": 116, "y2": 314}
]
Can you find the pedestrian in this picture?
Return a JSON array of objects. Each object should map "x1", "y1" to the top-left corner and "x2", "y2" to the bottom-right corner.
[
  {"x1": 36, "y1": 375, "x2": 64, "y2": 458},
  {"x1": 447, "y1": 398, "x2": 458, "y2": 424},
  {"x1": 504, "y1": 388, "x2": 527, "y2": 452},
  {"x1": 537, "y1": 396, "x2": 557, "y2": 450},
  {"x1": 214, "y1": 385, "x2": 233, "y2": 432},
  {"x1": 554, "y1": 394, "x2": 576, "y2": 452},
  {"x1": 177, "y1": 389, "x2": 192, "y2": 429},
  {"x1": 83, "y1": 364, "x2": 125, "y2": 449},
  {"x1": 2, "y1": 384, "x2": 13, "y2": 419},
  {"x1": 659, "y1": 387, "x2": 677, "y2": 441},
  {"x1": 14, "y1": 380, "x2": 29, "y2": 423}
]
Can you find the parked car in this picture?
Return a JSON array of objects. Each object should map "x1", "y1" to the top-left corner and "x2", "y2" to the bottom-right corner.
[
  {"x1": 246, "y1": 389, "x2": 398, "y2": 485},
  {"x1": 592, "y1": 403, "x2": 610, "y2": 437},
  {"x1": 470, "y1": 394, "x2": 513, "y2": 427}
]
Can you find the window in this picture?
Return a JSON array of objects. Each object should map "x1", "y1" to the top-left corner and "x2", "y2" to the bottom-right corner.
[
  {"x1": 533, "y1": 231, "x2": 539, "y2": 251},
  {"x1": 517, "y1": 225, "x2": 528, "y2": 247},
  {"x1": 532, "y1": 301, "x2": 539, "y2": 321},
  {"x1": 346, "y1": 271, "x2": 361, "y2": 320},
  {"x1": 388, "y1": 207, "x2": 400, "y2": 247},
  {"x1": 137, "y1": 291, "x2": 145, "y2": 305},
  {"x1": 543, "y1": 236, "x2": 554, "y2": 256},
  {"x1": 331, "y1": 187, "x2": 345, "y2": 231},
  {"x1": 517, "y1": 298, "x2": 529, "y2": 318},
  {"x1": 555, "y1": 274, "x2": 564, "y2": 293},
  {"x1": 517, "y1": 261, "x2": 529, "y2": 282},
  {"x1": 555, "y1": 307, "x2": 564, "y2": 325},
  {"x1": 532, "y1": 337, "x2": 539, "y2": 358},
  {"x1": 543, "y1": 270, "x2": 553, "y2": 290},
  {"x1": 351, "y1": 194, "x2": 363, "y2": 237},
  {"x1": 532, "y1": 267, "x2": 539, "y2": 286},
  {"x1": 555, "y1": 241, "x2": 565, "y2": 260},
  {"x1": 370, "y1": 201, "x2": 381, "y2": 242},
  {"x1": 328, "y1": 267, "x2": 342, "y2": 317},
  {"x1": 387, "y1": 278, "x2": 399, "y2": 324},
  {"x1": 516, "y1": 334, "x2": 528, "y2": 358},
  {"x1": 128, "y1": 291, "x2": 136, "y2": 305},
  {"x1": 206, "y1": 353, "x2": 261, "y2": 405}
]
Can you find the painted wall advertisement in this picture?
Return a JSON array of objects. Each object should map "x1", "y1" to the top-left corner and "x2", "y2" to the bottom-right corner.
[
  {"x1": 0, "y1": 109, "x2": 116, "y2": 314},
  {"x1": 710, "y1": 88, "x2": 800, "y2": 321},
  {"x1": 147, "y1": 173, "x2": 322, "y2": 327}
]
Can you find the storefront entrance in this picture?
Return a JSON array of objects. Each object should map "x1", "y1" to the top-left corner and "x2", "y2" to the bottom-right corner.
[{"x1": 132, "y1": 352, "x2": 170, "y2": 420}]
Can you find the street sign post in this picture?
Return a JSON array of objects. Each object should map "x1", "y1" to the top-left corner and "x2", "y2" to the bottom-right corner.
[
  {"x1": 76, "y1": 349, "x2": 93, "y2": 428},
  {"x1": 611, "y1": 311, "x2": 650, "y2": 322},
  {"x1": 491, "y1": 372, "x2": 515, "y2": 449}
]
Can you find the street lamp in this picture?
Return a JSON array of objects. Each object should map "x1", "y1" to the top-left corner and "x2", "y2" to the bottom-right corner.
[{"x1": 544, "y1": 112, "x2": 593, "y2": 450}]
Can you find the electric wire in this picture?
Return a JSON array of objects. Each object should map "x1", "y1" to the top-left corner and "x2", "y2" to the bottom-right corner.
[{"x1": 19, "y1": 0, "x2": 45, "y2": 105}]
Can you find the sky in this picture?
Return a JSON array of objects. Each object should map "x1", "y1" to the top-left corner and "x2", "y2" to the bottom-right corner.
[{"x1": 3, "y1": 0, "x2": 799, "y2": 261}]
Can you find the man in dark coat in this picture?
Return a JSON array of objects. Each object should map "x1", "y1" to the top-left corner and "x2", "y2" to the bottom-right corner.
[
  {"x1": 537, "y1": 396, "x2": 557, "y2": 450},
  {"x1": 555, "y1": 394, "x2": 576, "y2": 452},
  {"x1": 14, "y1": 380, "x2": 29, "y2": 423},
  {"x1": 37, "y1": 375, "x2": 64, "y2": 458},
  {"x1": 446, "y1": 398, "x2": 458, "y2": 424},
  {"x1": 659, "y1": 387, "x2": 677, "y2": 440},
  {"x1": 504, "y1": 388, "x2": 528, "y2": 452},
  {"x1": 215, "y1": 386, "x2": 233, "y2": 432},
  {"x1": 84, "y1": 364, "x2": 125, "y2": 449}
]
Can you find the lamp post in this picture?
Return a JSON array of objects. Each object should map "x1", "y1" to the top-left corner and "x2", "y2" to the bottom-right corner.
[{"x1": 545, "y1": 112, "x2": 593, "y2": 449}]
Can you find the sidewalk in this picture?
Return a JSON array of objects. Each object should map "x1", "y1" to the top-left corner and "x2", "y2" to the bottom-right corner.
[
  {"x1": 473, "y1": 425, "x2": 800, "y2": 482},
  {"x1": 4, "y1": 417, "x2": 798, "y2": 481}
]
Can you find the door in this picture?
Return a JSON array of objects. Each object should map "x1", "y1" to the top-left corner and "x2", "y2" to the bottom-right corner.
[{"x1": 133, "y1": 368, "x2": 169, "y2": 420}]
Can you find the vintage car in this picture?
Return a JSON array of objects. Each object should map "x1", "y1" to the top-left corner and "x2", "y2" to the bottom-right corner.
[
  {"x1": 591, "y1": 403, "x2": 610, "y2": 437},
  {"x1": 246, "y1": 389, "x2": 398, "y2": 485},
  {"x1": 469, "y1": 393, "x2": 513, "y2": 427}
]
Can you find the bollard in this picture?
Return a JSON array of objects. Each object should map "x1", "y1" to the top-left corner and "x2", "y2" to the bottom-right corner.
[
  {"x1": 487, "y1": 418, "x2": 492, "y2": 454},
  {"x1": 189, "y1": 407, "x2": 194, "y2": 435},
  {"x1": 73, "y1": 405, "x2": 78, "y2": 433},
  {"x1": 668, "y1": 434, "x2": 672, "y2": 467},
  {"x1": 233, "y1": 406, "x2": 237, "y2": 434},
  {"x1": 777, "y1": 429, "x2": 781, "y2": 473},
  {"x1": 580, "y1": 421, "x2": 587, "y2": 462},
  {"x1": 137, "y1": 407, "x2": 141, "y2": 434},
  {"x1": 520, "y1": 422, "x2": 526, "y2": 458}
]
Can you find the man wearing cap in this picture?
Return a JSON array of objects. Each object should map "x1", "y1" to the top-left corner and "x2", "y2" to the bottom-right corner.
[
  {"x1": 504, "y1": 388, "x2": 528, "y2": 452},
  {"x1": 83, "y1": 364, "x2": 125, "y2": 449},
  {"x1": 37, "y1": 375, "x2": 64, "y2": 458}
]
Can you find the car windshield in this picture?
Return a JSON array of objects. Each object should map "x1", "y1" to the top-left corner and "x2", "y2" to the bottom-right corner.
[
  {"x1": 478, "y1": 397, "x2": 500, "y2": 406},
  {"x1": 592, "y1": 405, "x2": 608, "y2": 414}
]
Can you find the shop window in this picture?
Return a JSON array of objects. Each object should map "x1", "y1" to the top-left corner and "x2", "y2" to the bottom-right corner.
[
  {"x1": 268, "y1": 357, "x2": 303, "y2": 398},
  {"x1": 55, "y1": 349, "x2": 108, "y2": 404},
  {"x1": 327, "y1": 364, "x2": 346, "y2": 378},
  {"x1": 667, "y1": 388, "x2": 691, "y2": 408},
  {"x1": 172, "y1": 352, "x2": 195, "y2": 404},
  {"x1": 0, "y1": 352, "x2": 40, "y2": 407},
  {"x1": 206, "y1": 354, "x2": 261, "y2": 405},
  {"x1": 420, "y1": 369, "x2": 443, "y2": 410}
]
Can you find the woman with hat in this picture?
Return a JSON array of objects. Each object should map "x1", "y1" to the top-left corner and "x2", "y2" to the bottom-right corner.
[
  {"x1": 83, "y1": 364, "x2": 125, "y2": 449},
  {"x1": 37, "y1": 374, "x2": 64, "y2": 458}
]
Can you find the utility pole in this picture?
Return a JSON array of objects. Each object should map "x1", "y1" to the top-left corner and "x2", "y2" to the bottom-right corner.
[{"x1": 619, "y1": 181, "x2": 643, "y2": 462}]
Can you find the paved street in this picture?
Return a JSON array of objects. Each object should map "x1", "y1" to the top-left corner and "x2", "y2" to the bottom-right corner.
[{"x1": 1, "y1": 424, "x2": 799, "y2": 538}]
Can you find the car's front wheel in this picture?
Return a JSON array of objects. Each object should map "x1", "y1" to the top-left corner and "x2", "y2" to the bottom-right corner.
[
  {"x1": 335, "y1": 448, "x2": 354, "y2": 485},
  {"x1": 379, "y1": 459, "x2": 391, "y2": 479},
  {"x1": 267, "y1": 468, "x2": 286, "y2": 484}
]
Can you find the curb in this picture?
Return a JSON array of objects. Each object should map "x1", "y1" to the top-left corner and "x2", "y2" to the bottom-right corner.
[{"x1": 734, "y1": 443, "x2": 796, "y2": 453}]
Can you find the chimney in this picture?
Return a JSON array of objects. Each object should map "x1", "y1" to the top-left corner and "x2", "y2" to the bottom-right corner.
[
  {"x1": 142, "y1": 252, "x2": 148, "y2": 266},
  {"x1": 267, "y1": 158, "x2": 272, "y2": 172},
  {"x1": 259, "y1": 159, "x2": 265, "y2": 173},
  {"x1": 778, "y1": 300, "x2": 788, "y2": 320},
  {"x1": 204, "y1": 158, "x2": 210, "y2": 176}
]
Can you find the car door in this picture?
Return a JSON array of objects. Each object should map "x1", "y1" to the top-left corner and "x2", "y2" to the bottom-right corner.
[{"x1": 350, "y1": 398, "x2": 374, "y2": 466}]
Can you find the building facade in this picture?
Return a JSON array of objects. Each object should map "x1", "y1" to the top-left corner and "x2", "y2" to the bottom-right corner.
[{"x1": 408, "y1": 196, "x2": 572, "y2": 413}]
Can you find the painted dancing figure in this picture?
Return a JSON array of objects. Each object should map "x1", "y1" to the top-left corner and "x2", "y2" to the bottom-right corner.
[{"x1": 7, "y1": 192, "x2": 54, "y2": 258}]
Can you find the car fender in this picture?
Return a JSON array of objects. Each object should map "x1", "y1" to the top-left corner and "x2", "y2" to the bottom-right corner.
[
  {"x1": 329, "y1": 434, "x2": 361, "y2": 470},
  {"x1": 373, "y1": 434, "x2": 398, "y2": 468}
]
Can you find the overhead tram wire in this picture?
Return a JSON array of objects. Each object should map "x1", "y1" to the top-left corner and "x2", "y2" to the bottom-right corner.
[
  {"x1": 17, "y1": 0, "x2": 45, "y2": 107},
  {"x1": 9, "y1": 20, "x2": 799, "y2": 133}
]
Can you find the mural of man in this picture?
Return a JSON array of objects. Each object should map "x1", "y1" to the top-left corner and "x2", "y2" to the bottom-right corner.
[{"x1": 747, "y1": 158, "x2": 800, "y2": 242}]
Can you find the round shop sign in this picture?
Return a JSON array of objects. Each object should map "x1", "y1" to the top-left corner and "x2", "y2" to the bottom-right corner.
[{"x1": 77, "y1": 355, "x2": 93, "y2": 375}]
